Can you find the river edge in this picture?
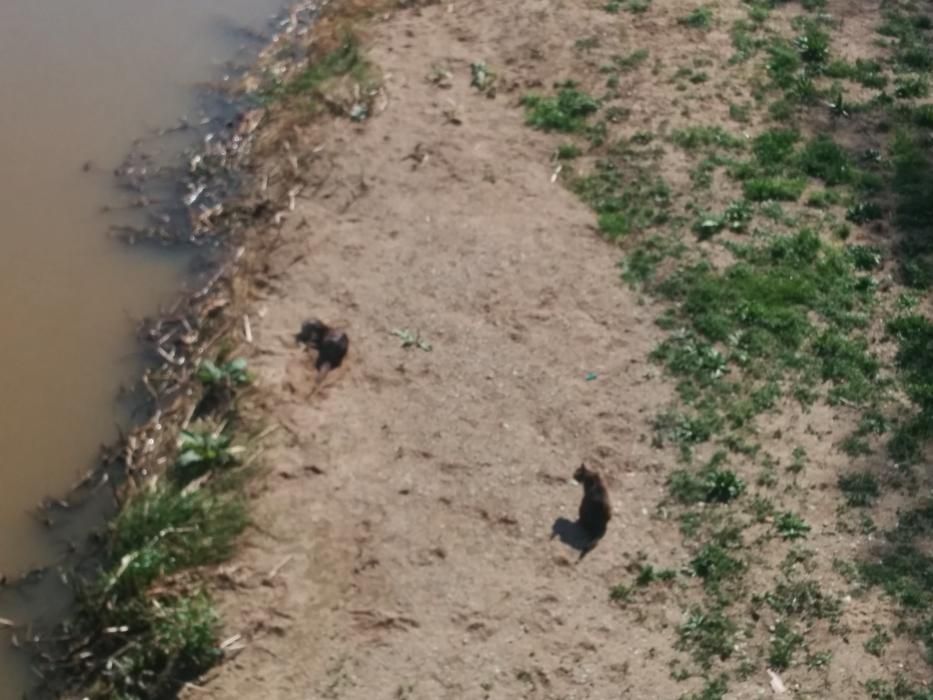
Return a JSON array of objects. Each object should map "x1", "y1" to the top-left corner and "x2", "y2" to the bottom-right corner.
[{"x1": 16, "y1": 1, "x2": 361, "y2": 696}]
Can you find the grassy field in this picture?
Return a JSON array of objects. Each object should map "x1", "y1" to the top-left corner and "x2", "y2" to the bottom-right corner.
[{"x1": 524, "y1": 0, "x2": 933, "y2": 696}]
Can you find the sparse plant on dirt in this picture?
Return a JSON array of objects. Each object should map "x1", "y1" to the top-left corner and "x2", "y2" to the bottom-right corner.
[
  {"x1": 775, "y1": 511, "x2": 810, "y2": 540},
  {"x1": 838, "y1": 471, "x2": 881, "y2": 507},
  {"x1": 676, "y1": 605, "x2": 737, "y2": 668},
  {"x1": 679, "y1": 7, "x2": 714, "y2": 30},
  {"x1": 522, "y1": 87, "x2": 600, "y2": 133}
]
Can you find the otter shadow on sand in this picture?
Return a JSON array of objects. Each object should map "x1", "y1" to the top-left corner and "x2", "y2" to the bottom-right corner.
[{"x1": 550, "y1": 517, "x2": 598, "y2": 560}]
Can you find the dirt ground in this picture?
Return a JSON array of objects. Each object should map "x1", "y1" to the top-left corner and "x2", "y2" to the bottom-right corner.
[{"x1": 178, "y1": 1, "x2": 927, "y2": 698}]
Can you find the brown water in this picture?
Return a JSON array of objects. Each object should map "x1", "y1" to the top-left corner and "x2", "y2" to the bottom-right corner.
[{"x1": 0, "y1": 0, "x2": 284, "y2": 693}]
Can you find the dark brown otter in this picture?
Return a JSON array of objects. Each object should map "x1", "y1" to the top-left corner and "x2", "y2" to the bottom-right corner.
[
  {"x1": 573, "y1": 463, "x2": 611, "y2": 556},
  {"x1": 296, "y1": 320, "x2": 349, "y2": 386}
]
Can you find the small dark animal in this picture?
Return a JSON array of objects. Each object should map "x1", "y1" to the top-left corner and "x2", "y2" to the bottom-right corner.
[
  {"x1": 296, "y1": 320, "x2": 349, "y2": 389},
  {"x1": 574, "y1": 463, "x2": 611, "y2": 558}
]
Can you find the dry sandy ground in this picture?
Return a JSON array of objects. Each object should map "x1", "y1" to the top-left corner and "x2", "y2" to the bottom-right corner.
[
  {"x1": 180, "y1": 1, "x2": 918, "y2": 698},
  {"x1": 194, "y1": 4, "x2": 685, "y2": 698}
]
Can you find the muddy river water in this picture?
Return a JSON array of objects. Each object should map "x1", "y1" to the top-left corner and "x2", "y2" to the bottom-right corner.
[{"x1": 0, "y1": 0, "x2": 284, "y2": 693}]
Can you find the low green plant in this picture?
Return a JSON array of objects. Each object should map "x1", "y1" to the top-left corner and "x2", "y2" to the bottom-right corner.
[
  {"x1": 839, "y1": 471, "x2": 881, "y2": 507},
  {"x1": 743, "y1": 176, "x2": 806, "y2": 201},
  {"x1": 635, "y1": 563, "x2": 678, "y2": 586},
  {"x1": 775, "y1": 511, "x2": 810, "y2": 540},
  {"x1": 679, "y1": 7, "x2": 714, "y2": 30},
  {"x1": 571, "y1": 160, "x2": 671, "y2": 238},
  {"x1": 681, "y1": 675, "x2": 729, "y2": 700},
  {"x1": 523, "y1": 88, "x2": 599, "y2": 132},
  {"x1": 106, "y1": 484, "x2": 247, "y2": 596},
  {"x1": 676, "y1": 606, "x2": 737, "y2": 668},
  {"x1": 268, "y1": 37, "x2": 373, "y2": 101},
  {"x1": 556, "y1": 143, "x2": 582, "y2": 160},
  {"x1": 690, "y1": 543, "x2": 745, "y2": 588},
  {"x1": 196, "y1": 358, "x2": 251, "y2": 389},
  {"x1": 895, "y1": 75, "x2": 929, "y2": 99},
  {"x1": 174, "y1": 426, "x2": 245, "y2": 484},
  {"x1": 864, "y1": 624, "x2": 892, "y2": 657},
  {"x1": 610, "y1": 583, "x2": 633, "y2": 602},
  {"x1": 798, "y1": 136, "x2": 853, "y2": 186},
  {"x1": 613, "y1": 49, "x2": 650, "y2": 72},
  {"x1": 794, "y1": 22, "x2": 830, "y2": 65},
  {"x1": 769, "y1": 620, "x2": 804, "y2": 670},
  {"x1": 82, "y1": 594, "x2": 221, "y2": 699},
  {"x1": 672, "y1": 126, "x2": 744, "y2": 152},
  {"x1": 765, "y1": 579, "x2": 841, "y2": 620},
  {"x1": 668, "y1": 456, "x2": 744, "y2": 504},
  {"x1": 619, "y1": 235, "x2": 685, "y2": 287}
]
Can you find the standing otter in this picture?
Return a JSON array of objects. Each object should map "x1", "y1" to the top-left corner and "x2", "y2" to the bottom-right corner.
[
  {"x1": 574, "y1": 463, "x2": 611, "y2": 558},
  {"x1": 296, "y1": 320, "x2": 349, "y2": 387}
]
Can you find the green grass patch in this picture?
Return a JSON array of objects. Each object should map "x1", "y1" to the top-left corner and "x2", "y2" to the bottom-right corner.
[
  {"x1": 677, "y1": 605, "x2": 737, "y2": 668},
  {"x1": 613, "y1": 49, "x2": 650, "y2": 72},
  {"x1": 679, "y1": 7, "x2": 714, "y2": 30},
  {"x1": 839, "y1": 471, "x2": 881, "y2": 507},
  {"x1": 681, "y1": 676, "x2": 729, "y2": 700},
  {"x1": 266, "y1": 37, "x2": 373, "y2": 102},
  {"x1": 764, "y1": 578, "x2": 841, "y2": 620},
  {"x1": 619, "y1": 235, "x2": 686, "y2": 286},
  {"x1": 798, "y1": 136, "x2": 854, "y2": 186},
  {"x1": 77, "y1": 594, "x2": 221, "y2": 699},
  {"x1": 106, "y1": 484, "x2": 247, "y2": 597},
  {"x1": 775, "y1": 511, "x2": 810, "y2": 540},
  {"x1": 672, "y1": 126, "x2": 745, "y2": 152},
  {"x1": 865, "y1": 625, "x2": 892, "y2": 657},
  {"x1": 690, "y1": 542, "x2": 745, "y2": 590},
  {"x1": 571, "y1": 160, "x2": 671, "y2": 238},
  {"x1": 768, "y1": 620, "x2": 804, "y2": 670},
  {"x1": 523, "y1": 87, "x2": 599, "y2": 132},
  {"x1": 743, "y1": 176, "x2": 806, "y2": 201}
]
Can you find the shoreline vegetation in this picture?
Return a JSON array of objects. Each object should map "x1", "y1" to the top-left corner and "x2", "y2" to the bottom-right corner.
[
  {"x1": 26, "y1": 1, "x2": 376, "y2": 696},
  {"x1": 22, "y1": 0, "x2": 933, "y2": 697}
]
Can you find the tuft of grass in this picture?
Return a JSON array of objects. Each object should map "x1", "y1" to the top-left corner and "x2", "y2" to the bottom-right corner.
[
  {"x1": 83, "y1": 594, "x2": 221, "y2": 699},
  {"x1": 895, "y1": 75, "x2": 930, "y2": 99},
  {"x1": 668, "y1": 457, "x2": 745, "y2": 505},
  {"x1": 676, "y1": 606, "x2": 737, "y2": 668},
  {"x1": 768, "y1": 621, "x2": 804, "y2": 670},
  {"x1": 679, "y1": 7, "x2": 714, "y2": 30},
  {"x1": 106, "y1": 484, "x2": 247, "y2": 597},
  {"x1": 752, "y1": 129, "x2": 800, "y2": 171},
  {"x1": 765, "y1": 579, "x2": 841, "y2": 620},
  {"x1": 620, "y1": 235, "x2": 685, "y2": 287},
  {"x1": 798, "y1": 137, "x2": 853, "y2": 186},
  {"x1": 173, "y1": 427, "x2": 244, "y2": 485},
  {"x1": 888, "y1": 314, "x2": 933, "y2": 433},
  {"x1": 775, "y1": 511, "x2": 810, "y2": 540},
  {"x1": 556, "y1": 143, "x2": 582, "y2": 160},
  {"x1": 858, "y1": 499, "x2": 933, "y2": 634},
  {"x1": 794, "y1": 22, "x2": 830, "y2": 66},
  {"x1": 743, "y1": 176, "x2": 806, "y2": 201},
  {"x1": 269, "y1": 37, "x2": 373, "y2": 101},
  {"x1": 571, "y1": 160, "x2": 671, "y2": 238},
  {"x1": 523, "y1": 87, "x2": 600, "y2": 132},
  {"x1": 681, "y1": 675, "x2": 729, "y2": 700},
  {"x1": 613, "y1": 49, "x2": 650, "y2": 72},
  {"x1": 690, "y1": 543, "x2": 745, "y2": 589},
  {"x1": 196, "y1": 358, "x2": 251, "y2": 389},
  {"x1": 864, "y1": 624, "x2": 892, "y2": 657},
  {"x1": 635, "y1": 563, "x2": 678, "y2": 586},
  {"x1": 672, "y1": 126, "x2": 745, "y2": 152},
  {"x1": 838, "y1": 471, "x2": 881, "y2": 507}
]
